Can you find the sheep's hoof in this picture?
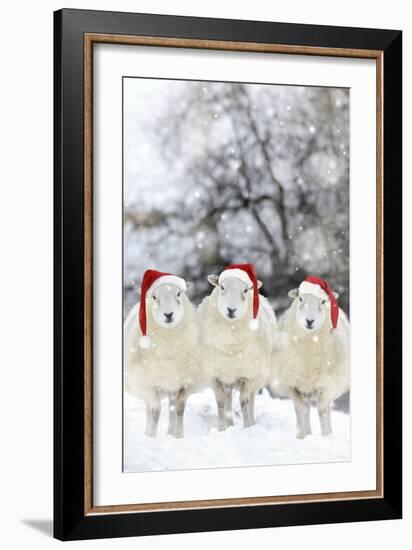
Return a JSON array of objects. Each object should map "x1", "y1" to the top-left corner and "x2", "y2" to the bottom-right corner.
[
  {"x1": 217, "y1": 424, "x2": 226, "y2": 432},
  {"x1": 296, "y1": 430, "x2": 307, "y2": 439}
]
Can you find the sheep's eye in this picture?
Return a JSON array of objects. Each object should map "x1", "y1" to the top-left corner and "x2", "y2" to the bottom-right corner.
[
  {"x1": 177, "y1": 291, "x2": 181, "y2": 298},
  {"x1": 299, "y1": 297, "x2": 303, "y2": 303},
  {"x1": 152, "y1": 295, "x2": 156, "y2": 301},
  {"x1": 220, "y1": 285, "x2": 225, "y2": 291},
  {"x1": 244, "y1": 288, "x2": 248, "y2": 293},
  {"x1": 321, "y1": 300, "x2": 326, "y2": 305}
]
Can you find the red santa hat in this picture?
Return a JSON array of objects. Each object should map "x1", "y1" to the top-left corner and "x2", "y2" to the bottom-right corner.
[
  {"x1": 219, "y1": 263, "x2": 260, "y2": 330},
  {"x1": 138, "y1": 269, "x2": 187, "y2": 349},
  {"x1": 298, "y1": 275, "x2": 339, "y2": 329}
]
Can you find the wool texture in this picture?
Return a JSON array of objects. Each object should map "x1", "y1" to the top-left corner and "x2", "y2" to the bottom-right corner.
[{"x1": 272, "y1": 299, "x2": 349, "y2": 401}]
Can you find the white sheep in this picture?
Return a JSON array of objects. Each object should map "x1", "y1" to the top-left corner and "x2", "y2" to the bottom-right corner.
[
  {"x1": 197, "y1": 265, "x2": 277, "y2": 430},
  {"x1": 272, "y1": 278, "x2": 349, "y2": 438},
  {"x1": 124, "y1": 271, "x2": 204, "y2": 438}
]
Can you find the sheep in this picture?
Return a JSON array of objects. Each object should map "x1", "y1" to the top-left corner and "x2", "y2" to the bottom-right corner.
[
  {"x1": 271, "y1": 277, "x2": 350, "y2": 439},
  {"x1": 124, "y1": 272, "x2": 204, "y2": 438},
  {"x1": 197, "y1": 265, "x2": 277, "y2": 431}
]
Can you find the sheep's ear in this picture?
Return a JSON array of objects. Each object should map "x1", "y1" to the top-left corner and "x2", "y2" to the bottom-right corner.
[
  {"x1": 185, "y1": 281, "x2": 193, "y2": 291},
  {"x1": 332, "y1": 291, "x2": 339, "y2": 300},
  {"x1": 257, "y1": 280, "x2": 263, "y2": 289},
  {"x1": 288, "y1": 288, "x2": 299, "y2": 299},
  {"x1": 207, "y1": 274, "x2": 219, "y2": 287}
]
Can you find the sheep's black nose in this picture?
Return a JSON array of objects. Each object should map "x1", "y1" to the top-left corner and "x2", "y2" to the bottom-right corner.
[
  {"x1": 164, "y1": 312, "x2": 174, "y2": 322},
  {"x1": 227, "y1": 307, "x2": 237, "y2": 318},
  {"x1": 306, "y1": 319, "x2": 315, "y2": 328}
]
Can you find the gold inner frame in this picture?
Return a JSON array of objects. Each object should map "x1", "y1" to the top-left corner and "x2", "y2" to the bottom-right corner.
[{"x1": 83, "y1": 33, "x2": 384, "y2": 515}]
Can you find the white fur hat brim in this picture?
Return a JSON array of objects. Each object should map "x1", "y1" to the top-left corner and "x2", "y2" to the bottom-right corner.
[
  {"x1": 219, "y1": 268, "x2": 252, "y2": 286},
  {"x1": 147, "y1": 275, "x2": 186, "y2": 296},
  {"x1": 299, "y1": 281, "x2": 329, "y2": 300}
]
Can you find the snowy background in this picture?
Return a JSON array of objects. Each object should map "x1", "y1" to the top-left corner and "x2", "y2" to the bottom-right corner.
[
  {"x1": 123, "y1": 78, "x2": 350, "y2": 473},
  {"x1": 123, "y1": 78, "x2": 350, "y2": 315}
]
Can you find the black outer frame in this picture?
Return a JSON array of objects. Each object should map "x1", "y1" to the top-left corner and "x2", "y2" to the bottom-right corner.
[{"x1": 54, "y1": 8, "x2": 402, "y2": 541}]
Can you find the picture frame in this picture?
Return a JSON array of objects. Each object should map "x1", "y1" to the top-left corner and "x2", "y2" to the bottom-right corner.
[{"x1": 54, "y1": 8, "x2": 402, "y2": 541}]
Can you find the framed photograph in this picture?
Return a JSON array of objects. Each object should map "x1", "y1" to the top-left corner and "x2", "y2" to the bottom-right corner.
[{"x1": 54, "y1": 8, "x2": 402, "y2": 541}]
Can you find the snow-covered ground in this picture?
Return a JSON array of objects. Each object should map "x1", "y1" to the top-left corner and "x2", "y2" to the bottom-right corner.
[{"x1": 124, "y1": 389, "x2": 350, "y2": 472}]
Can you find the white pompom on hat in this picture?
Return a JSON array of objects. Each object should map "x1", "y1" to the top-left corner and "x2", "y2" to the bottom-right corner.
[
  {"x1": 138, "y1": 269, "x2": 187, "y2": 349},
  {"x1": 219, "y1": 263, "x2": 260, "y2": 330}
]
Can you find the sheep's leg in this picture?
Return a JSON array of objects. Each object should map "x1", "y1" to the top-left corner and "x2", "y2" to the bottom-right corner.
[
  {"x1": 145, "y1": 391, "x2": 161, "y2": 437},
  {"x1": 167, "y1": 392, "x2": 177, "y2": 436},
  {"x1": 249, "y1": 391, "x2": 256, "y2": 425},
  {"x1": 175, "y1": 387, "x2": 189, "y2": 439},
  {"x1": 302, "y1": 394, "x2": 312, "y2": 436},
  {"x1": 326, "y1": 404, "x2": 333, "y2": 434},
  {"x1": 213, "y1": 379, "x2": 227, "y2": 431},
  {"x1": 291, "y1": 389, "x2": 307, "y2": 439},
  {"x1": 224, "y1": 385, "x2": 234, "y2": 427},
  {"x1": 144, "y1": 401, "x2": 151, "y2": 435},
  {"x1": 240, "y1": 381, "x2": 252, "y2": 428},
  {"x1": 317, "y1": 396, "x2": 332, "y2": 436}
]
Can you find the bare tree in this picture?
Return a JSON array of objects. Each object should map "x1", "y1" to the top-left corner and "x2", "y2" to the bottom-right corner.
[{"x1": 124, "y1": 80, "x2": 349, "y2": 315}]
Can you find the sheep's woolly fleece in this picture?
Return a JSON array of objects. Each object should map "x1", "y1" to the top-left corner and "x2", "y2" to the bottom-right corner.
[
  {"x1": 272, "y1": 300, "x2": 350, "y2": 401},
  {"x1": 196, "y1": 288, "x2": 276, "y2": 389},
  {"x1": 124, "y1": 297, "x2": 206, "y2": 401},
  {"x1": 123, "y1": 388, "x2": 350, "y2": 472}
]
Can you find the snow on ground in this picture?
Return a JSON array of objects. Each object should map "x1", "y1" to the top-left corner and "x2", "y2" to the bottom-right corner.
[{"x1": 124, "y1": 389, "x2": 350, "y2": 473}]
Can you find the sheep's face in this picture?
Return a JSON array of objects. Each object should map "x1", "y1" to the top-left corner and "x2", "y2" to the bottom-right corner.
[
  {"x1": 149, "y1": 284, "x2": 186, "y2": 329},
  {"x1": 288, "y1": 290, "x2": 328, "y2": 333},
  {"x1": 208, "y1": 275, "x2": 253, "y2": 322}
]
